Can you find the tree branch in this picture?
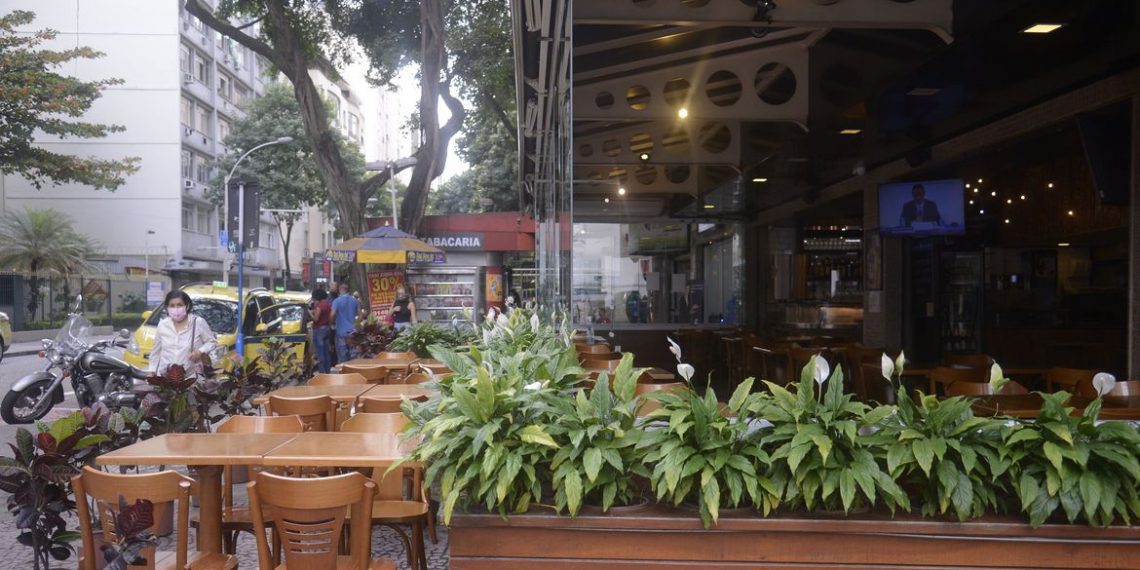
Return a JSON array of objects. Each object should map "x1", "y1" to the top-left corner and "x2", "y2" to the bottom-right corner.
[
  {"x1": 433, "y1": 80, "x2": 467, "y2": 178},
  {"x1": 479, "y1": 87, "x2": 518, "y2": 144},
  {"x1": 359, "y1": 156, "x2": 418, "y2": 198},
  {"x1": 184, "y1": 0, "x2": 287, "y2": 71}
]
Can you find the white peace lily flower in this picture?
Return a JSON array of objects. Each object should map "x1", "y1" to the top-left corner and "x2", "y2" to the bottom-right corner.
[
  {"x1": 677, "y1": 363, "x2": 695, "y2": 383},
  {"x1": 988, "y1": 363, "x2": 1009, "y2": 393},
  {"x1": 666, "y1": 337, "x2": 682, "y2": 362},
  {"x1": 481, "y1": 329, "x2": 492, "y2": 345},
  {"x1": 486, "y1": 307, "x2": 496, "y2": 322},
  {"x1": 1092, "y1": 372, "x2": 1116, "y2": 397},
  {"x1": 505, "y1": 295, "x2": 515, "y2": 306},
  {"x1": 530, "y1": 313, "x2": 540, "y2": 333},
  {"x1": 880, "y1": 353, "x2": 895, "y2": 382},
  {"x1": 496, "y1": 313, "x2": 509, "y2": 327},
  {"x1": 524, "y1": 381, "x2": 541, "y2": 391},
  {"x1": 812, "y1": 355, "x2": 830, "y2": 386},
  {"x1": 894, "y1": 350, "x2": 907, "y2": 374}
]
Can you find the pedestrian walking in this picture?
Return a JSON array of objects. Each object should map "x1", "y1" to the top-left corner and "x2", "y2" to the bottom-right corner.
[
  {"x1": 309, "y1": 288, "x2": 333, "y2": 373},
  {"x1": 149, "y1": 290, "x2": 217, "y2": 376},
  {"x1": 330, "y1": 282, "x2": 360, "y2": 362}
]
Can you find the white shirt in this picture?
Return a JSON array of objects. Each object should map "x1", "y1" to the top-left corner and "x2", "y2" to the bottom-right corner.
[{"x1": 148, "y1": 314, "x2": 218, "y2": 373}]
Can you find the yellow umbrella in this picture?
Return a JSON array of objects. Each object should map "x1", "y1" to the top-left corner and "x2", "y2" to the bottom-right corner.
[{"x1": 325, "y1": 226, "x2": 446, "y2": 264}]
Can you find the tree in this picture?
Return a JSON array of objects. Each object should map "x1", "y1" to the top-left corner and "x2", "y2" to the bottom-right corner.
[
  {"x1": 0, "y1": 208, "x2": 99, "y2": 318},
  {"x1": 0, "y1": 10, "x2": 139, "y2": 190},
  {"x1": 209, "y1": 82, "x2": 365, "y2": 283},
  {"x1": 185, "y1": 0, "x2": 461, "y2": 297}
]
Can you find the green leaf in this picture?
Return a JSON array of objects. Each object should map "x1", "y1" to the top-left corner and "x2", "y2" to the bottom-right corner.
[
  {"x1": 727, "y1": 378, "x2": 754, "y2": 413},
  {"x1": 1043, "y1": 423, "x2": 1073, "y2": 445},
  {"x1": 810, "y1": 434, "x2": 833, "y2": 465},
  {"x1": 1078, "y1": 471, "x2": 1101, "y2": 520},
  {"x1": 1043, "y1": 441, "x2": 1064, "y2": 473},
  {"x1": 1006, "y1": 428, "x2": 1040, "y2": 445},
  {"x1": 564, "y1": 470, "x2": 583, "y2": 516},
  {"x1": 583, "y1": 448, "x2": 603, "y2": 482},
  {"x1": 886, "y1": 444, "x2": 911, "y2": 475},
  {"x1": 74, "y1": 434, "x2": 109, "y2": 449},
  {"x1": 48, "y1": 412, "x2": 84, "y2": 444},
  {"x1": 913, "y1": 439, "x2": 934, "y2": 476},
  {"x1": 950, "y1": 471, "x2": 974, "y2": 520},
  {"x1": 839, "y1": 471, "x2": 856, "y2": 513},
  {"x1": 787, "y1": 444, "x2": 812, "y2": 474},
  {"x1": 519, "y1": 425, "x2": 559, "y2": 448},
  {"x1": 702, "y1": 475, "x2": 721, "y2": 526}
]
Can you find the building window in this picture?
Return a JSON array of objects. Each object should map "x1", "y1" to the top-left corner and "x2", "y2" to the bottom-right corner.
[
  {"x1": 326, "y1": 90, "x2": 341, "y2": 127},
  {"x1": 181, "y1": 150, "x2": 192, "y2": 179},
  {"x1": 182, "y1": 206, "x2": 194, "y2": 230},
  {"x1": 197, "y1": 205, "x2": 211, "y2": 234},
  {"x1": 260, "y1": 223, "x2": 277, "y2": 249},
  {"x1": 234, "y1": 84, "x2": 250, "y2": 107},
  {"x1": 180, "y1": 97, "x2": 193, "y2": 127},
  {"x1": 180, "y1": 44, "x2": 191, "y2": 74},
  {"x1": 218, "y1": 118, "x2": 231, "y2": 142},
  {"x1": 194, "y1": 52, "x2": 209, "y2": 86},
  {"x1": 185, "y1": 13, "x2": 205, "y2": 32},
  {"x1": 217, "y1": 74, "x2": 231, "y2": 101},
  {"x1": 196, "y1": 105, "x2": 211, "y2": 134},
  {"x1": 195, "y1": 154, "x2": 210, "y2": 183}
]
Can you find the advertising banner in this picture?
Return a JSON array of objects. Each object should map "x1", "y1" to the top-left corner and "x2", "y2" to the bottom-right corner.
[{"x1": 368, "y1": 269, "x2": 406, "y2": 322}]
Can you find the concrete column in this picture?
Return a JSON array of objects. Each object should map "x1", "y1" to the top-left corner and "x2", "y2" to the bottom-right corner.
[{"x1": 1129, "y1": 96, "x2": 1140, "y2": 377}]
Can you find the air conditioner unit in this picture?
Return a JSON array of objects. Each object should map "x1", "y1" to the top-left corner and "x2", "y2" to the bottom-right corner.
[
  {"x1": 182, "y1": 73, "x2": 194, "y2": 84},
  {"x1": 183, "y1": 179, "x2": 195, "y2": 189}
]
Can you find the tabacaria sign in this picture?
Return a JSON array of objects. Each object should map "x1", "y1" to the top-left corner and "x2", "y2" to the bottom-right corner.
[{"x1": 420, "y1": 233, "x2": 484, "y2": 250}]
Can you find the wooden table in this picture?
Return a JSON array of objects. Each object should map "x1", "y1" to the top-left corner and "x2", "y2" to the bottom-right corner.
[
  {"x1": 96, "y1": 433, "x2": 298, "y2": 553},
  {"x1": 643, "y1": 368, "x2": 676, "y2": 382},
  {"x1": 337, "y1": 358, "x2": 440, "y2": 370},
  {"x1": 252, "y1": 383, "x2": 379, "y2": 406},
  {"x1": 96, "y1": 431, "x2": 414, "y2": 555},
  {"x1": 360, "y1": 384, "x2": 433, "y2": 400},
  {"x1": 968, "y1": 394, "x2": 1140, "y2": 419}
]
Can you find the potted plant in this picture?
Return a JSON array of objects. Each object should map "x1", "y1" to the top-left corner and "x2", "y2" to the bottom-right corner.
[
  {"x1": 99, "y1": 497, "x2": 158, "y2": 570},
  {"x1": 876, "y1": 353, "x2": 1011, "y2": 520},
  {"x1": 0, "y1": 409, "x2": 111, "y2": 570},
  {"x1": 388, "y1": 322, "x2": 462, "y2": 357},
  {"x1": 548, "y1": 354, "x2": 646, "y2": 515},
  {"x1": 755, "y1": 356, "x2": 909, "y2": 515},
  {"x1": 347, "y1": 314, "x2": 396, "y2": 357},
  {"x1": 1004, "y1": 370, "x2": 1140, "y2": 527}
]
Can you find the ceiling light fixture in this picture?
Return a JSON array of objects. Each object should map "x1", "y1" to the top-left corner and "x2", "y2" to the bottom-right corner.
[
  {"x1": 639, "y1": 152, "x2": 650, "y2": 162},
  {"x1": 977, "y1": 178, "x2": 983, "y2": 184},
  {"x1": 1004, "y1": 219, "x2": 1011, "y2": 224},
  {"x1": 965, "y1": 183, "x2": 971, "y2": 188},
  {"x1": 1047, "y1": 182, "x2": 1054, "y2": 188},
  {"x1": 839, "y1": 129, "x2": 862, "y2": 135},
  {"x1": 677, "y1": 107, "x2": 689, "y2": 119},
  {"x1": 1067, "y1": 210, "x2": 1075, "y2": 216},
  {"x1": 973, "y1": 188, "x2": 979, "y2": 194},
  {"x1": 1057, "y1": 242, "x2": 1071, "y2": 247},
  {"x1": 1020, "y1": 195, "x2": 1026, "y2": 200},
  {"x1": 1022, "y1": 23, "x2": 1063, "y2": 34},
  {"x1": 1006, "y1": 199, "x2": 1013, "y2": 204},
  {"x1": 604, "y1": 197, "x2": 610, "y2": 204},
  {"x1": 617, "y1": 187, "x2": 626, "y2": 196},
  {"x1": 991, "y1": 191, "x2": 997, "y2": 196},
  {"x1": 968, "y1": 200, "x2": 974, "y2": 205},
  {"x1": 979, "y1": 209, "x2": 985, "y2": 214},
  {"x1": 704, "y1": 204, "x2": 715, "y2": 209},
  {"x1": 752, "y1": 177, "x2": 768, "y2": 183}
]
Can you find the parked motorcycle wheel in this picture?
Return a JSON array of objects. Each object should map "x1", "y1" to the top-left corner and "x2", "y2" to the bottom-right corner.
[{"x1": 1, "y1": 380, "x2": 54, "y2": 424}]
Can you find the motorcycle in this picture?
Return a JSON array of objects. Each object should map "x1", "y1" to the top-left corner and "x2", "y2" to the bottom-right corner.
[{"x1": 1, "y1": 296, "x2": 150, "y2": 424}]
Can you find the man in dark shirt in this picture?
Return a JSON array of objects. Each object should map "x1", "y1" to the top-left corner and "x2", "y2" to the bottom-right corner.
[{"x1": 899, "y1": 183, "x2": 942, "y2": 227}]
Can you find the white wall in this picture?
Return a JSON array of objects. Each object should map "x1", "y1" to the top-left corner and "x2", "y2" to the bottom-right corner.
[{"x1": 0, "y1": 0, "x2": 182, "y2": 258}]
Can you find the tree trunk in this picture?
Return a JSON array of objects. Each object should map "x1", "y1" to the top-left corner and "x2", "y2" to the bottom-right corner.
[
  {"x1": 278, "y1": 216, "x2": 293, "y2": 287},
  {"x1": 25, "y1": 260, "x2": 40, "y2": 318}
]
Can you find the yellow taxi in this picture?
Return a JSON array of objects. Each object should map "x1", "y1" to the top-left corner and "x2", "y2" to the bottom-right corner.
[
  {"x1": 0, "y1": 310, "x2": 11, "y2": 364},
  {"x1": 123, "y1": 284, "x2": 309, "y2": 372}
]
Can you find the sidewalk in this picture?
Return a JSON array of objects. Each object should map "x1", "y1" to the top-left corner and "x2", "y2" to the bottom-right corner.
[{"x1": 3, "y1": 339, "x2": 46, "y2": 359}]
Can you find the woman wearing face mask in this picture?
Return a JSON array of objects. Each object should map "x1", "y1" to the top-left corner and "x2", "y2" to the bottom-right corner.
[{"x1": 148, "y1": 290, "x2": 217, "y2": 375}]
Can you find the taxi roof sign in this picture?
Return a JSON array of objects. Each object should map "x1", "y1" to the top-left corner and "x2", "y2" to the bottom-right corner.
[{"x1": 212, "y1": 281, "x2": 227, "y2": 288}]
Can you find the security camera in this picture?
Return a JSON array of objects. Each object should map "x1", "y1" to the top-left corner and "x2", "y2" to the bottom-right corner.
[{"x1": 852, "y1": 161, "x2": 866, "y2": 177}]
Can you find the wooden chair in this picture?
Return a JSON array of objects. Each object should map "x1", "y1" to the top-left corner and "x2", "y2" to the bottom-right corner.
[
  {"x1": 376, "y1": 351, "x2": 418, "y2": 360},
  {"x1": 1076, "y1": 379, "x2": 1140, "y2": 399},
  {"x1": 198, "y1": 415, "x2": 306, "y2": 555},
  {"x1": 578, "y1": 351, "x2": 622, "y2": 364},
  {"x1": 946, "y1": 381, "x2": 1029, "y2": 396},
  {"x1": 575, "y1": 343, "x2": 612, "y2": 354},
  {"x1": 340, "y1": 413, "x2": 429, "y2": 570},
  {"x1": 267, "y1": 395, "x2": 337, "y2": 432},
  {"x1": 414, "y1": 363, "x2": 452, "y2": 376},
  {"x1": 308, "y1": 373, "x2": 369, "y2": 386},
  {"x1": 785, "y1": 346, "x2": 833, "y2": 384},
  {"x1": 1045, "y1": 368, "x2": 1097, "y2": 393},
  {"x1": 582, "y1": 358, "x2": 621, "y2": 374},
  {"x1": 841, "y1": 346, "x2": 885, "y2": 402},
  {"x1": 248, "y1": 472, "x2": 393, "y2": 570},
  {"x1": 358, "y1": 395, "x2": 427, "y2": 414},
  {"x1": 861, "y1": 362, "x2": 897, "y2": 404},
  {"x1": 929, "y1": 366, "x2": 988, "y2": 395},
  {"x1": 74, "y1": 466, "x2": 237, "y2": 570},
  {"x1": 944, "y1": 353, "x2": 994, "y2": 368},
  {"x1": 402, "y1": 371, "x2": 432, "y2": 385},
  {"x1": 340, "y1": 364, "x2": 388, "y2": 383}
]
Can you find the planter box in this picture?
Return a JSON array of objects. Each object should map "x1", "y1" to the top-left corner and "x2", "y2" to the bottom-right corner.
[{"x1": 449, "y1": 506, "x2": 1140, "y2": 569}]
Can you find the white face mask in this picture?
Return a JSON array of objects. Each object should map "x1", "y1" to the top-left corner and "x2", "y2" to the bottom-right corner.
[{"x1": 168, "y1": 306, "x2": 188, "y2": 322}]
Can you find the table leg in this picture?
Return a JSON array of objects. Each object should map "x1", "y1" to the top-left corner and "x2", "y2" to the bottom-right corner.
[{"x1": 193, "y1": 465, "x2": 223, "y2": 553}]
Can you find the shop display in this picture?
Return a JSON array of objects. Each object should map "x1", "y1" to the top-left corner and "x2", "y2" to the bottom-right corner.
[{"x1": 406, "y1": 266, "x2": 486, "y2": 323}]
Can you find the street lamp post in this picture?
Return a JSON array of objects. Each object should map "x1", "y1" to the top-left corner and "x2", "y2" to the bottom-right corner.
[
  {"x1": 144, "y1": 230, "x2": 155, "y2": 285},
  {"x1": 224, "y1": 136, "x2": 292, "y2": 358},
  {"x1": 387, "y1": 163, "x2": 398, "y2": 229}
]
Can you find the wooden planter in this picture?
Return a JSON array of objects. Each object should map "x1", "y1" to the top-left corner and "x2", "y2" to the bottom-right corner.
[{"x1": 449, "y1": 506, "x2": 1140, "y2": 569}]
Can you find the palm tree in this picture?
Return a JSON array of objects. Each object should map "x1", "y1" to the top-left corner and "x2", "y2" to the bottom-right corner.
[{"x1": 0, "y1": 208, "x2": 99, "y2": 318}]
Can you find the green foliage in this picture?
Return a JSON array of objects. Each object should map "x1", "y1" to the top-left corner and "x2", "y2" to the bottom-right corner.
[
  {"x1": 1005, "y1": 392, "x2": 1140, "y2": 527},
  {"x1": 389, "y1": 322, "x2": 469, "y2": 357},
  {"x1": 0, "y1": 408, "x2": 111, "y2": 570},
  {"x1": 0, "y1": 10, "x2": 140, "y2": 191},
  {"x1": 879, "y1": 390, "x2": 1010, "y2": 520},
  {"x1": 548, "y1": 355, "x2": 645, "y2": 515},
  {"x1": 347, "y1": 315, "x2": 396, "y2": 358},
  {"x1": 755, "y1": 358, "x2": 910, "y2": 515},
  {"x1": 0, "y1": 208, "x2": 100, "y2": 317},
  {"x1": 637, "y1": 378, "x2": 776, "y2": 528},
  {"x1": 100, "y1": 497, "x2": 157, "y2": 570}
]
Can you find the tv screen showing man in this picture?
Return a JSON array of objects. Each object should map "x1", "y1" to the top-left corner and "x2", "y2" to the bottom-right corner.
[{"x1": 878, "y1": 179, "x2": 965, "y2": 236}]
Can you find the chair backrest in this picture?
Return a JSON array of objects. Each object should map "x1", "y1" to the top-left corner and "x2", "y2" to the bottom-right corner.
[
  {"x1": 375, "y1": 351, "x2": 418, "y2": 360},
  {"x1": 73, "y1": 466, "x2": 194, "y2": 570},
  {"x1": 248, "y1": 472, "x2": 376, "y2": 570},
  {"x1": 1044, "y1": 367, "x2": 1096, "y2": 393},
  {"x1": 358, "y1": 395, "x2": 426, "y2": 414},
  {"x1": 575, "y1": 343, "x2": 612, "y2": 354},
  {"x1": 786, "y1": 346, "x2": 828, "y2": 383},
  {"x1": 215, "y1": 414, "x2": 305, "y2": 506},
  {"x1": 339, "y1": 364, "x2": 387, "y2": 383},
  {"x1": 1077, "y1": 379, "x2": 1140, "y2": 398},
  {"x1": 582, "y1": 358, "x2": 621, "y2": 373},
  {"x1": 579, "y1": 351, "x2": 622, "y2": 363},
  {"x1": 930, "y1": 366, "x2": 988, "y2": 387},
  {"x1": 944, "y1": 353, "x2": 994, "y2": 368},
  {"x1": 635, "y1": 382, "x2": 687, "y2": 396},
  {"x1": 400, "y1": 371, "x2": 431, "y2": 385},
  {"x1": 946, "y1": 380, "x2": 1029, "y2": 396},
  {"x1": 307, "y1": 372, "x2": 369, "y2": 386},
  {"x1": 267, "y1": 395, "x2": 337, "y2": 432},
  {"x1": 341, "y1": 411, "x2": 410, "y2": 433}
]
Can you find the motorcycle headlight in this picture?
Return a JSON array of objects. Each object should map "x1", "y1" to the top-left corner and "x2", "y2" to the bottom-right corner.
[{"x1": 127, "y1": 337, "x2": 139, "y2": 354}]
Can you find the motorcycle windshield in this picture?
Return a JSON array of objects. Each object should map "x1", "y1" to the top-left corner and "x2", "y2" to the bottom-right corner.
[{"x1": 54, "y1": 314, "x2": 93, "y2": 353}]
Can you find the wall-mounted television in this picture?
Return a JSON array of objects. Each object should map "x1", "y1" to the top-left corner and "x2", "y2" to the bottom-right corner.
[{"x1": 878, "y1": 178, "x2": 965, "y2": 236}]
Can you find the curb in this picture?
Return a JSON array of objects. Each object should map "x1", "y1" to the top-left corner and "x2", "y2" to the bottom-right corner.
[{"x1": 5, "y1": 348, "x2": 41, "y2": 358}]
